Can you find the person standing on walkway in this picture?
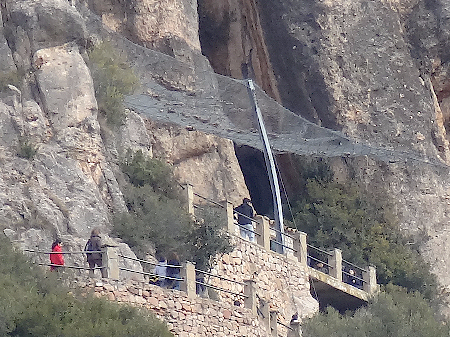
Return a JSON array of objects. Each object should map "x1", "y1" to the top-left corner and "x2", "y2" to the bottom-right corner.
[
  {"x1": 85, "y1": 228, "x2": 107, "y2": 278},
  {"x1": 153, "y1": 254, "x2": 167, "y2": 287},
  {"x1": 166, "y1": 252, "x2": 181, "y2": 290},
  {"x1": 234, "y1": 198, "x2": 255, "y2": 242},
  {"x1": 50, "y1": 238, "x2": 64, "y2": 272}
]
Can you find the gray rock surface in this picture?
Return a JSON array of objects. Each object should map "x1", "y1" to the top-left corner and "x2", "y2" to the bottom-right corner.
[
  {"x1": 0, "y1": 0, "x2": 249, "y2": 266},
  {"x1": 6, "y1": 0, "x2": 86, "y2": 52},
  {"x1": 0, "y1": 15, "x2": 15, "y2": 74}
]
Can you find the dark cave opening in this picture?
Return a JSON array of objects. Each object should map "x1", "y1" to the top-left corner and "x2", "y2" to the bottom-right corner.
[{"x1": 234, "y1": 144, "x2": 274, "y2": 217}]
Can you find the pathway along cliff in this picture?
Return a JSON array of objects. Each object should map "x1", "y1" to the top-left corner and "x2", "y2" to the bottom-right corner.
[{"x1": 2, "y1": 0, "x2": 450, "y2": 319}]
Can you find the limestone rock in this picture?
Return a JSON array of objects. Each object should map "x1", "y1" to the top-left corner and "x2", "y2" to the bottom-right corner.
[
  {"x1": 0, "y1": 15, "x2": 16, "y2": 74},
  {"x1": 34, "y1": 44, "x2": 98, "y2": 131},
  {"x1": 198, "y1": 0, "x2": 281, "y2": 100},
  {"x1": 132, "y1": 0, "x2": 201, "y2": 52},
  {"x1": 6, "y1": 0, "x2": 86, "y2": 53},
  {"x1": 116, "y1": 111, "x2": 152, "y2": 158},
  {"x1": 81, "y1": 0, "x2": 201, "y2": 64},
  {"x1": 148, "y1": 121, "x2": 250, "y2": 206}
]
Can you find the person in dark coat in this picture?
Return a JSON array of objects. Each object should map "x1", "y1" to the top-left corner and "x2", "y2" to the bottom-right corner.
[
  {"x1": 85, "y1": 228, "x2": 106, "y2": 278},
  {"x1": 50, "y1": 238, "x2": 64, "y2": 272},
  {"x1": 234, "y1": 198, "x2": 255, "y2": 241},
  {"x1": 166, "y1": 252, "x2": 181, "y2": 290}
]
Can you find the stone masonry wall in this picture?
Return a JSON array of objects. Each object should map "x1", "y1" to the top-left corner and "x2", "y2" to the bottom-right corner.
[
  {"x1": 210, "y1": 234, "x2": 319, "y2": 331},
  {"x1": 69, "y1": 228, "x2": 316, "y2": 337},
  {"x1": 77, "y1": 277, "x2": 271, "y2": 337}
]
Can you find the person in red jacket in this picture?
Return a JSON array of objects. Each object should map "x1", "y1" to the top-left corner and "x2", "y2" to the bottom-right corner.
[{"x1": 50, "y1": 239, "x2": 65, "y2": 271}]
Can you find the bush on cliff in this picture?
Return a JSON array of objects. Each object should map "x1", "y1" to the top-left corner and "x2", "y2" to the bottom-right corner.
[
  {"x1": 113, "y1": 149, "x2": 233, "y2": 271},
  {"x1": 289, "y1": 156, "x2": 437, "y2": 298},
  {"x1": 0, "y1": 234, "x2": 173, "y2": 337},
  {"x1": 121, "y1": 148, "x2": 178, "y2": 199},
  {"x1": 302, "y1": 285, "x2": 449, "y2": 337},
  {"x1": 0, "y1": 69, "x2": 25, "y2": 93},
  {"x1": 113, "y1": 184, "x2": 193, "y2": 259},
  {"x1": 87, "y1": 42, "x2": 138, "y2": 126}
]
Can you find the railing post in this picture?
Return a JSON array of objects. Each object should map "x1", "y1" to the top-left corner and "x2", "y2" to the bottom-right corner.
[
  {"x1": 270, "y1": 310, "x2": 278, "y2": 337},
  {"x1": 285, "y1": 232, "x2": 294, "y2": 259},
  {"x1": 255, "y1": 215, "x2": 270, "y2": 251},
  {"x1": 222, "y1": 200, "x2": 236, "y2": 235},
  {"x1": 184, "y1": 183, "x2": 194, "y2": 216},
  {"x1": 363, "y1": 265, "x2": 377, "y2": 294},
  {"x1": 258, "y1": 296, "x2": 270, "y2": 328},
  {"x1": 328, "y1": 248, "x2": 342, "y2": 282},
  {"x1": 103, "y1": 245, "x2": 119, "y2": 280},
  {"x1": 181, "y1": 261, "x2": 196, "y2": 298},
  {"x1": 292, "y1": 231, "x2": 308, "y2": 267},
  {"x1": 244, "y1": 280, "x2": 257, "y2": 315}
]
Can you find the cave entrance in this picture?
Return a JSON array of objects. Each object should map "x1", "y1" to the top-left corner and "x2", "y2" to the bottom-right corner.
[{"x1": 234, "y1": 144, "x2": 274, "y2": 217}]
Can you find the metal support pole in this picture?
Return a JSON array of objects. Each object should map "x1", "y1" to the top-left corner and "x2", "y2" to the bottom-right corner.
[{"x1": 246, "y1": 79, "x2": 285, "y2": 253}]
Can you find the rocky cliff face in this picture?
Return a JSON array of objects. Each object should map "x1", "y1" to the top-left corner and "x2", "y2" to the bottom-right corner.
[
  {"x1": 252, "y1": 1, "x2": 450, "y2": 308},
  {"x1": 0, "y1": 0, "x2": 249, "y2": 262},
  {"x1": 196, "y1": 0, "x2": 450, "y2": 314},
  {"x1": 3, "y1": 0, "x2": 450, "y2": 318}
]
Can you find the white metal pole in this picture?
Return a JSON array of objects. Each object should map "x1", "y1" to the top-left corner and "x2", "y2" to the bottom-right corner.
[{"x1": 246, "y1": 79, "x2": 285, "y2": 253}]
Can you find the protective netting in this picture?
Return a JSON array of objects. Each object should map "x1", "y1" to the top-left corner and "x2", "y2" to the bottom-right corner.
[
  {"x1": 126, "y1": 71, "x2": 445, "y2": 167},
  {"x1": 84, "y1": 10, "x2": 446, "y2": 168}
]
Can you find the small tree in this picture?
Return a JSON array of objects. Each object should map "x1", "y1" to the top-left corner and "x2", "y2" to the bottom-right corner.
[
  {"x1": 302, "y1": 285, "x2": 449, "y2": 337},
  {"x1": 290, "y1": 156, "x2": 437, "y2": 298},
  {"x1": 186, "y1": 206, "x2": 234, "y2": 271},
  {"x1": 87, "y1": 42, "x2": 138, "y2": 126},
  {"x1": 121, "y1": 149, "x2": 178, "y2": 199},
  {"x1": 114, "y1": 150, "x2": 234, "y2": 269},
  {"x1": 113, "y1": 184, "x2": 194, "y2": 259},
  {"x1": 0, "y1": 234, "x2": 173, "y2": 337}
]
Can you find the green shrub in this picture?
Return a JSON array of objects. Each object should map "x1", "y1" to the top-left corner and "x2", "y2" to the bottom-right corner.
[
  {"x1": 121, "y1": 149, "x2": 179, "y2": 199},
  {"x1": 16, "y1": 136, "x2": 37, "y2": 159},
  {"x1": 113, "y1": 184, "x2": 194, "y2": 259},
  {"x1": 302, "y1": 285, "x2": 449, "y2": 337},
  {"x1": 114, "y1": 150, "x2": 233, "y2": 271},
  {"x1": 290, "y1": 156, "x2": 437, "y2": 298},
  {"x1": 87, "y1": 42, "x2": 138, "y2": 126},
  {"x1": 0, "y1": 69, "x2": 25, "y2": 93},
  {"x1": 0, "y1": 234, "x2": 173, "y2": 337}
]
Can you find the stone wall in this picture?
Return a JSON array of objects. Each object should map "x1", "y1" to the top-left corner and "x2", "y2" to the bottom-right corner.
[
  {"x1": 77, "y1": 277, "x2": 272, "y2": 337},
  {"x1": 209, "y1": 234, "x2": 318, "y2": 330},
  {"x1": 73, "y1": 229, "x2": 317, "y2": 336}
]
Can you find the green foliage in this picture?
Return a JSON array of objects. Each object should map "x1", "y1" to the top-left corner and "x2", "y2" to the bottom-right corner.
[
  {"x1": 186, "y1": 206, "x2": 234, "y2": 271},
  {"x1": 302, "y1": 285, "x2": 449, "y2": 337},
  {"x1": 0, "y1": 234, "x2": 173, "y2": 337},
  {"x1": 16, "y1": 136, "x2": 37, "y2": 159},
  {"x1": 0, "y1": 69, "x2": 25, "y2": 92},
  {"x1": 290, "y1": 157, "x2": 437, "y2": 298},
  {"x1": 121, "y1": 149, "x2": 178, "y2": 199},
  {"x1": 88, "y1": 42, "x2": 138, "y2": 126},
  {"x1": 113, "y1": 184, "x2": 194, "y2": 259},
  {"x1": 114, "y1": 150, "x2": 233, "y2": 271}
]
